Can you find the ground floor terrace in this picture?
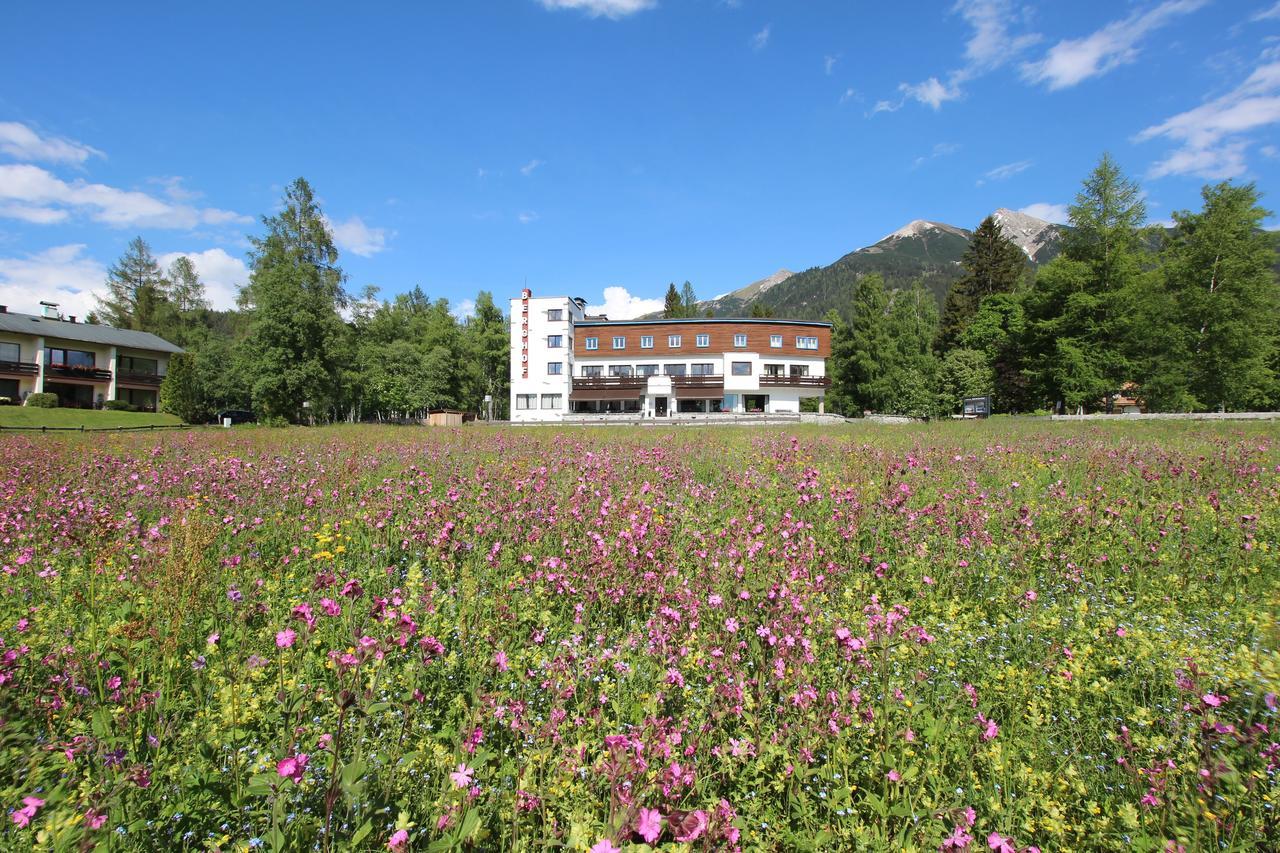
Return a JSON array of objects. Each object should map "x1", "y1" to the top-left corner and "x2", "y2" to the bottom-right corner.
[{"x1": 567, "y1": 375, "x2": 828, "y2": 419}]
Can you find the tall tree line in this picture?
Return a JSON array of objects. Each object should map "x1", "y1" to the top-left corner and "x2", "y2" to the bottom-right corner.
[
  {"x1": 98, "y1": 178, "x2": 511, "y2": 424},
  {"x1": 827, "y1": 155, "x2": 1279, "y2": 417}
]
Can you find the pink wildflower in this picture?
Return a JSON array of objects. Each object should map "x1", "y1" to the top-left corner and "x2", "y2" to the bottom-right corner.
[
  {"x1": 942, "y1": 825, "x2": 974, "y2": 850},
  {"x1": 886, "y1": 769, "x2": 902, "y2": 782},
  {"x1": 387, "y1": 829, "x2": 409, "y2": 851},
  {"x1": 589, "y1": 840, "x2": 620, "y2": 853},
  {"x1": 987, "y1": 832, "x2": 1016, "y2": 853},
  {"x1": 10, "y1": 796, "x2": 43, "y2": 829},
  {"x1": 277, "y1": 753, "x2": 309, "y2": 783},
  {"x1": 636, "y1": 807, "x2": 662, "y2": 844},
  {"x1": 1202, "y1": 693, "x2": 1225, "y2": 708},
  {"x1": 276, "y1": 628, "x2": 296, "y2": 648},
  {"x1": 672, "y1": 809, "x2": 708, "y2": 842},
  {"x1": 494, "y1": 650, "x2": 509, "y2": 672},
  {"x1": 449, "y1": 763, "x2": 473, "y2": 789}
]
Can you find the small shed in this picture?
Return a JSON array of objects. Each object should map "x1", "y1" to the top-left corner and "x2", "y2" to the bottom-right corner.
[{"x1": 426, "y1": 409, "x2": 465, "y2": 427}]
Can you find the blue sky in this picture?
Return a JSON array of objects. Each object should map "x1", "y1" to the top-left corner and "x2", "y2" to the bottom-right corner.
[{"x1": 1, "y1": 0, "x2": 1278, "y2": 320}]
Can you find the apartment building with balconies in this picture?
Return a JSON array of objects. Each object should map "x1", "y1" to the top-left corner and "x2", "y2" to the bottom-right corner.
[
  {"x1": 0, "y1": 302, "x2": 182, "y2": 411},
  {"x1": 509, "y1": 289, "x2": 831, "y2": 422}
]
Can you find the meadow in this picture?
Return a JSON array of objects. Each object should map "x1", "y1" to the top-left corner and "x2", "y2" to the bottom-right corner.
[{"x1": 1, "y1": 422, "x2": 1276, "y2": 852}]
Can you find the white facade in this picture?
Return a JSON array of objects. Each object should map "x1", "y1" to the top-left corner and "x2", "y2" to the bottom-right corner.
[{"x1": 509, "y1": 290, "x2": 830, "y2": 422}]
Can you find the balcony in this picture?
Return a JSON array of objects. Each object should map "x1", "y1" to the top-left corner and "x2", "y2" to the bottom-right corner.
[
  {"x1": 573, "y1": 376, "x2": 646, "y2": 391},
  {"x1": 45, "y1": 364, "x2": 113, "y2": 382},
  {"x1": 0, "y1": 360, "x2": 38, "y2": 378},
  {"x1": 671, "y1": 374, "x2": 724, "y2": 388},
  {"x1": 116, "y1": 370, "x2": 165, "y2": 386},
  {"x1": 759, "y1": 375, "x2": 831, "y2": 388}
]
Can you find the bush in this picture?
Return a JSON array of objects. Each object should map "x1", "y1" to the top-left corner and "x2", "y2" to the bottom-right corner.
[
  {"x1": 25, "y1": 393, "x2": 58, "y2": 408},
  {"x1": 103, "y1": 399, "x2": 138, "y2": 412}
]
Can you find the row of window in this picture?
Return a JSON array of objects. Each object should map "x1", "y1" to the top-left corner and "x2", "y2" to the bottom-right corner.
[
  {"x1": 515, "y1": 393, "x2": 563, "y2": 410},
  {"x1": 581, "y1": 333, "x2": 820, "y2": 351},
  {"x1": 575, "y1": 363, "x2": 812, "y2": 378}
]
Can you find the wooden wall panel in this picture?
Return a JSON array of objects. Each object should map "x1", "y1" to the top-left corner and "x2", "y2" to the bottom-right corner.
[{"x1": 573, "y1": 321, "x2": 831, "y2": 358}]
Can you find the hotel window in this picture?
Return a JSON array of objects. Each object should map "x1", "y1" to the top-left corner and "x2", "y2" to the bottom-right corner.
[
  {"x1": 547, "y1": 362, "x2": 562, "y2": 375},
  {"x1": 637, "y1": 364, "x2": 659, "y2": 377},
  {"x1": 612, "y1": 336, "x2": 626, "y2": 349},
  {"x1": 790, "y1": 365, "x2": 810, "y2": 377},
  {"x1": 770, "y1": 334, "x2": 783, "y2": 348},
  {"x1": 547, "y1": 309, "x2": 564, "y2": 321},
  {"x1": 695, "y1": 334, "x2": 710, "y2": 348},
  {"x1": 541, "y1": 394, "x2": 562, "y2": 409},
  {"x1": 609, "y1": 365, "x2": 633, "y2": 377},
  {"x1": 548, "y1": 335, "x2": 564, "y2": 349},
  {"x1": 516, "y1": 394, "x2": 536, "y2": 410},
  {"x1": 640, "y1": 335, "x2": 654, "y2": 349},
  {"x1": 120, "y1": 355, "x2": 158, "y2": 375},
  {"x1": 663, "y1": 364, "x2": 687, "y2": 376},
  {"x1": 668, "y1": 335, "x2": 681, "y2": 348},
  {"x1": 731, "y1": 361, "x2": 752, "y2": 376},
  {"x1": 797, "y1": 336, "x2": 819, "y2": 350},
  {"x1": 763, "y1": 363, "x2": 785, "y2": 377},
  {"x1": 46, "y1": 348, "x2": 95, "y2": 367},
  {"x1": 691, "y1": 363, "x2": 716, "y2": 376},
  {"x1": 0, "y1": 342, "x2": 20, "y2": 363},
  {"x1": 581, "y1": 365, "x2": 603, "y2": 377},
  {"x1": 733, "y1": 333, "x2": 747, "y2": 347},
  {"x1": 583, "y1": 337, "x2": 598, "y2": 350}
]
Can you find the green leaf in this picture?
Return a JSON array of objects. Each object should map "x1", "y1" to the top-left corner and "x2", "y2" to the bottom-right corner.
[{"x1": 351, "y1": 819, "x2": 373, "y2": 846}]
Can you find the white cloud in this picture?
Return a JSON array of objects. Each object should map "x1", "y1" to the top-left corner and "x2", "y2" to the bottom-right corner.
[
  {"x1": 824, "y1": 55, "x2": 839, "y2": 75},
  {"x1": 912, "y1": 142, "x2": 961, "y2": 169},
  {"x1": 520, "y1": 158, "x2": 545, "y2": 176},
  {"x1": 751, "y1": 24, "x2": 771, "y2": 51},
  {"x1": 518, "y1": 211, "x2": 539, "y2": 224},
  {"x1": 324, "y1": 215, "x2": 391, "y2": 257},
  {"x1": 586, "y1": 286, "x2": 664, "y2": 320},
  {"x1": 451, "y1": 298, "x2": 476, "y2": 321},
  {"x1": 977, "y1": 159, "x2": 1033, "y2": 185},
  {"x1": 887, "y1": 1, "x2": 1040, "y2": 112},
  {"x1": 1022, "y1": 0, "x2": 1208, "y2": 90},
  {"x1": 0, "y1": 244, "x2": 107, "y2": 319},
  {"x1": 1019, "y1": 202, "x2": 1070, "y2": 224},
  {"x1": 1135, "y1": 58, "x2": 1280, "y2": 178},
  {"x1": 1252, "y1": 2, "x2": 1280, "y2": 22},
  {"x1": 0, "y1": 163, "x2": 248, "y2": 229},
  {"x1": 157, "y1": 248, "x2": 249, "y2": 311},
  {"x1": 839, "y1": 87, "x2": 859, "y2": 104},
  {"x1": 0, "y1": 122, "x2": 103, "y2": 166},
  {"x1": 537, "y1": 0, "x2": 656, "y2": 19}
]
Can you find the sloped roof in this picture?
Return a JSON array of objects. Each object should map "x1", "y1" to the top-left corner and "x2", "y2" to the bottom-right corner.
[{"x1": 0, "y1": 311, "x2": 183, "y2": 353}]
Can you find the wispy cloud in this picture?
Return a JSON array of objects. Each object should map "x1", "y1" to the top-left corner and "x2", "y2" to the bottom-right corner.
[
  {"x1": 0, "y1": 244, "x2": 107, "y2": 318},
  {"x1": 977, "y1": 159, "x2": 1033, "y2": 185},
  {"x1": 536, "y1": 0, "x2": 656, "y2": 19},
  {"x1": 450, "y1": 298, "x2": 477, "y2": 321},
  {"x1": 324, "y1": 215, "x2": 392, "y2": 257},
  {"x1": 0, "y1": 164, "x2": 248, "y2": 229},
  {"x1": 751, "y1": 24, "x2": 771, "y2": 51},
  {"x1": 1135, "y1": 54, "x2": 1280, "y2": 179},
  {"x1": 884, "y1": 0, "x2": 1041, "y2": 112},
  {"x1": 1022, "y1": 0, "x2": 1209, "y2": 90},
  {"x1": 839, "y1": 87, "x2": 860, "y2": 105},
  {"x1": 911, "y1": 142, "x2": 961, "y2": 170},
  {"x1": 0, "y1": 122, "x2": 103, "y2": 166},
  {"x1": 1252, "y1": 1, "x2": 1280, "y2": 22},
  {"x1": 824, "y1": 54, "x2": 839, "y2": 75},
  {"x1": 586, "y1": 285, "x2": 664, "y2": 319},
  {"x1": 518, "y1": 211, "x2": 540, "y2": 224},
  {"x1": 1019, "y1": 202, "x2": 1069, "y2": 224},
  {"x1": 520, "y1": 159, "x2": 545, "y2": 177}
]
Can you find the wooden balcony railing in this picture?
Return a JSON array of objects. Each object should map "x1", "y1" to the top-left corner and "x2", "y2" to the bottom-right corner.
[
  {"x1": 45, "y1": 364, "x2": 112, "y2": 382},
  {"x1": 0, "y1": 360, "x2": 38, "y2": 377},
  {"x1": 671, "y1": 375, "x2": 724, "y2": 388},
  {"x1": 572, "y1": 376, "x2": 646, "y2": 391},
  {"x1": 759, "y1": 375, "x2": 831, "y2": 388},
  {"x1": 116, "y1": 370, "x2": 165, "y2": 386}
]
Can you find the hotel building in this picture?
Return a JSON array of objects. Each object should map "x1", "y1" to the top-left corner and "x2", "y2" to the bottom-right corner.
[
  {"x1": 0, "y1": 302, "x2": 181, "y2": 411},
  {"x1": 510, "y1": 289, "x2": 831, "y2": 422}
]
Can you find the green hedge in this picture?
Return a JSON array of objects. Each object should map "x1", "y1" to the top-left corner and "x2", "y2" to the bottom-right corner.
[
  {"x1": 25, "y1": 393, "x2": 58, "y2": 408},
  {"x1": 103, "y1": 399, "x2": 138, "y2": 412}
]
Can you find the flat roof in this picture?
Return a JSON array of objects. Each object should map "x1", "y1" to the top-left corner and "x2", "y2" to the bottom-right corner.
[
  {"x1": 0, "y1": 310, "x2": 183, "y2": 353},
  {"x1": 575, "y1": 317, "x2": 832, "y2": 328}
]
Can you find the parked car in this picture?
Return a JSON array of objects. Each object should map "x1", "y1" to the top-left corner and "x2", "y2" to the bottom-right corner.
[{"x1": 216, "y1": 409, "x2": 255, "y2": 425}]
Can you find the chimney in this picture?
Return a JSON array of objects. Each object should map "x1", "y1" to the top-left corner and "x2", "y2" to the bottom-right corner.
[{"x1": 39, "y1": 301, "x2": 60, "y2": 320}]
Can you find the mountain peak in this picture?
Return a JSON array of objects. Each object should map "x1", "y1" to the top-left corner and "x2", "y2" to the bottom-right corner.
[
  {"x1": 880, "y1": 219, "x2": 967, "y2": 243},
  {"x1": 991, "y1": 208, "x2": 1061, "y2": 260}
]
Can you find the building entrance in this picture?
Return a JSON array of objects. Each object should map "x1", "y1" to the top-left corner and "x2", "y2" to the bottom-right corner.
[{"x1": 654, "y1": 396, "x2": 668, "y2": 417}]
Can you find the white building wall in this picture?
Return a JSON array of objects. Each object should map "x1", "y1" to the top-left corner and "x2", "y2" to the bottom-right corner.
[{"x1": 509, "y1": 293, "x2": 579, "y2": 422}]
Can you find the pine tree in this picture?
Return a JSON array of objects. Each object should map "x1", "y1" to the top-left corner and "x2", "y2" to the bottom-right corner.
[
  {"x1": 936, "y1": 215, "x2": 1026, "y2": 352},
  {"x1": 240, "y1": 178, "x2": 350, "y2": 423},
  {"x1": 750, "y1": 302, "x2": 776, "y2": 318},
  {"x1": 1137, "y1": 182, "x2": 1279, "y2": 410},
  {"x1": 98, "y1": 237, "x2": 167, "y2": 329},
  {"x1": 680, "y1": 281, "x2": 698, "y2": 318},
  {"x1": 662, "y1": 283, "x2": 682, "y2": 319},
  {"x1": 830, "y1": 274, "x2": 894, "y2": 414},
  {"x1": 1022, "y1": 154, "x2": 1145, "y2": 412}
]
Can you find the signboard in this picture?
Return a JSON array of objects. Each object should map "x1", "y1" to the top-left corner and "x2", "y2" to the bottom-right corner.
[
  {"x1": 962, "y1": 396, "x2": 992, "y2": 418},
  {"x1": 520, "y1": 288, "x2": 531, "y2": 379}
]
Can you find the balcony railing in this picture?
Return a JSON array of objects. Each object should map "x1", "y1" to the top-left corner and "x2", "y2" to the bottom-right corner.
[
  {"x1": 116, "y1": 370, "x2": 165, "y2": 386},
  {"x1": 759, "y1": 375, "x2": 831, "y2": 388},
  {"x1": 672, "y1": 374, "x2": 724, "y2": 388},
  {"x1": 573, "y1": 376, "x2": 646, "y2": 390},
  {"x1": 45, "y1": 364, "x2": 113, "y2": 382},
  {"x1": 0, "y1": 360, "x2": 38, "y2": 377}
]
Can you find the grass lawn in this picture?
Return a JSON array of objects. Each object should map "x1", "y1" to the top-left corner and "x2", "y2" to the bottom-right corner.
[{"x1": 0, "y1": 407, "x2": 184, "y2": 429}]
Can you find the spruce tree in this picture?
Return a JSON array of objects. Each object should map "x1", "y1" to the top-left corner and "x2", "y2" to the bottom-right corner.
[
  {"x1": 240, "y1": 178, "x2": 350, "y2": 423},
  {"x1": 662, "y1": 283, "x2": 682, "y2": 319},
  {"x1": 936, "y1": 215, "x2": 1026, "y2": 352}
]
